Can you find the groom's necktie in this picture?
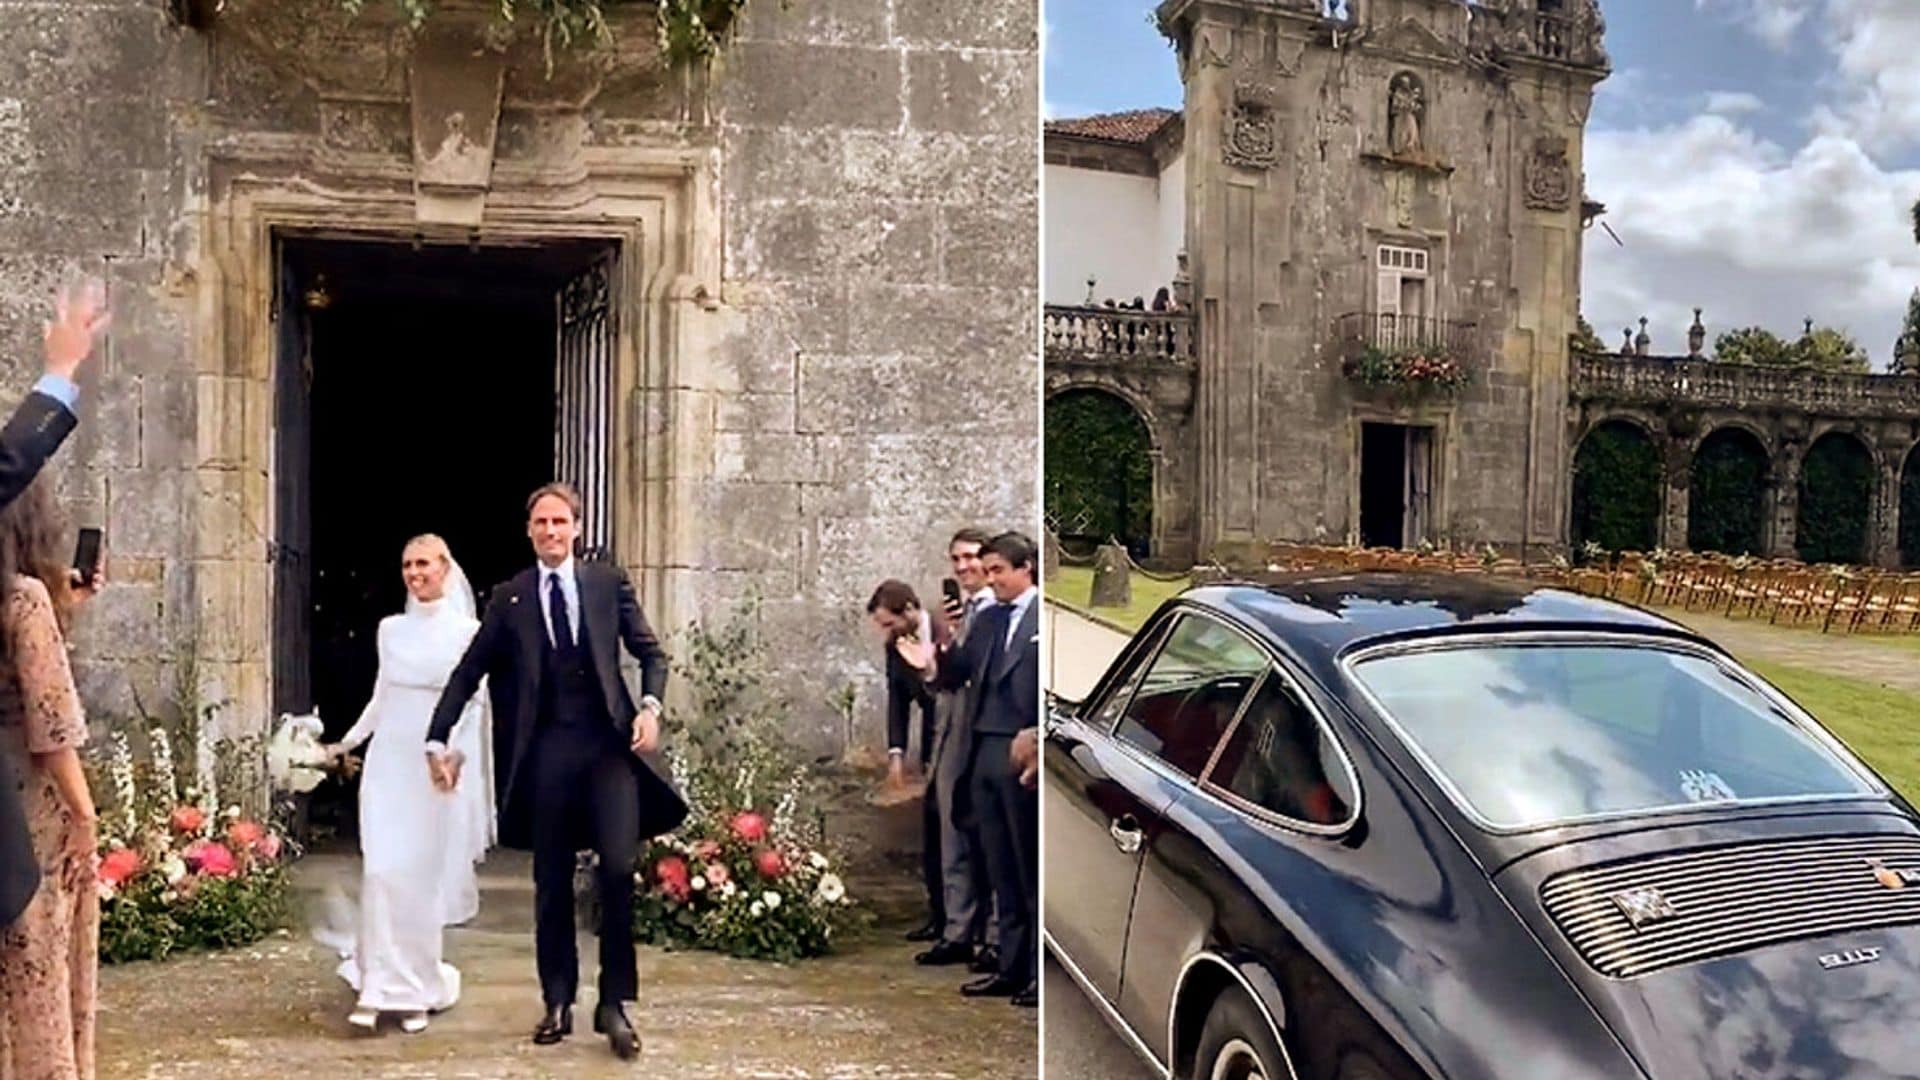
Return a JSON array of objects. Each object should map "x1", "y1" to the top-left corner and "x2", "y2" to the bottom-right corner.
[{"x1": 547, "y1": 573, "x2": 574, "y2": 651}]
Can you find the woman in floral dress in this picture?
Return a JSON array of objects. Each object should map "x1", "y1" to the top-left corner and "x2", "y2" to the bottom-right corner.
[{"x1": 0, "y1": 477, "x2": 105, "y2": 1080}]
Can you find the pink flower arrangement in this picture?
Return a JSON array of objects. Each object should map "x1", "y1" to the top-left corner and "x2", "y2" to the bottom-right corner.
[
  {"x1": 98, "y1": 847, "x2": 142, "y2": 887},
  {"x1": 730, "y1": 811, "x2": 767, "y2": 843},
  {"x1": 183, "y1": 839, "x2": 237, "y2": 878},
  {"x1": 169, "y1": 805, "x2": 206, "y2": 834},
  {"x1": 227, "y1": 819, "x2": 264, "y2": 848},
  {"x1": 753, "y1": 848, "x2": 786, "y2": 879},
  {"x1": 704, "y1": 862, "x2": 730, "y2": 887}
]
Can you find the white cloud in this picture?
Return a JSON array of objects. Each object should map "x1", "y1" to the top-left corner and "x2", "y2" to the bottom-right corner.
[
  {"x1": 1582, "y1": 115, "x2": 1920, "y2": 366},
  {"x1": 1805, "y1": 0, "x2": 1920, "y2": 155},
  {"x1": 1695, "y1": 0, "x2": 1816, "y2": 50},
  {"x1": 1704, "y1": 91, "x2": 1766, "y2": 116}
]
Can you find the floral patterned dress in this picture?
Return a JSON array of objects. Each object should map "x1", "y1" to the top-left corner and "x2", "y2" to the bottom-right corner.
[{"x1": 0, "y1": 575, "x2": 95, "y2": 1080}]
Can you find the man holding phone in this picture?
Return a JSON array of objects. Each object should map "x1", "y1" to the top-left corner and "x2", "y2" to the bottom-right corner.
[
  {"x1": 1, "y1": 279, "x2": 111, "y2": 930},
  {"x1": 909, "y1": 528, "x2": 1002, "y2": 971}
]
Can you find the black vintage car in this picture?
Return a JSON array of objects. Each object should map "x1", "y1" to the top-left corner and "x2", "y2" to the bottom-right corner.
[{"x1": 1045, "y1": 573, "x2": 1920, "y2": 1080}]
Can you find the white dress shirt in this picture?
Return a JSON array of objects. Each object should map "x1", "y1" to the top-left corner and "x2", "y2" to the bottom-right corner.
[{"x1": 1000, "y1": 584, "x2": 1039, "y2": 647}]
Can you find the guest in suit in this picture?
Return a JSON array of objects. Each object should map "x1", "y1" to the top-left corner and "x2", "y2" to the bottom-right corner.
[
  {"x1": 1, "y1": 279, "x2": 109, "y2": 933},
  {"x1": 933, "y1": 531, "x2": 1040, "y2": 1008},
  {"x1": 866, "y1": 579, "x2": 945, "y2": 942},
  {"x1": 914, "y1": 528, "x2": 1000, "y2": 971},
  {"x1": 425, "y1": 483, "x2": 687, "y2": 1060}
]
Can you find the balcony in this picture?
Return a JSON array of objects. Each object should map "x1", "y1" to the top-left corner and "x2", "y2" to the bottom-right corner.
[
  {"x1": 1467, "y1": 4, "x2": 1609, "y2": 70},
  {"x1": 1331, "y1": 312, "x2": 1481, "y2": 360},
  {"x1": 1044, "y1": 305, "x2": 1194, "y2": 366}
]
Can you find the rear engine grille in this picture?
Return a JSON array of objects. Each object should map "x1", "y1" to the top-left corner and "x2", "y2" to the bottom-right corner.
[{"x1": 1541, "y1": 835, "x2": 1920, "y2": 978}]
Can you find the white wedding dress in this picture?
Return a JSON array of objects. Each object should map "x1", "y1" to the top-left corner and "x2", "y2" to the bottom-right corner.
[{"x1": 315, "y1": 562, "x2": 495, "y2": 1014}]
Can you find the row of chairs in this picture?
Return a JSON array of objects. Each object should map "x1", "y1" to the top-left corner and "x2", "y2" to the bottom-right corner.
[{"x1": 1260, "y1": 544, "x2": 1920, "y2": 635}]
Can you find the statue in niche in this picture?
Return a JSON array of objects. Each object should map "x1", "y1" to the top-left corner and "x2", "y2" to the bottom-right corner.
[{"x1": 1388, "y1": 72, "x2": 1425, "y2": 157}]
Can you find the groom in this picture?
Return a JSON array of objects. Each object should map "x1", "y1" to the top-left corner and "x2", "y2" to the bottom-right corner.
[{"x1": 425, "y1": 482, "x2": 687, "y2": 1059}]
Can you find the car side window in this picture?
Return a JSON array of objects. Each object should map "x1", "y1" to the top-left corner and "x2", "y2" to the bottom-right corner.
[
  {"x1": 1084, "y1": 618, "x2": 1173, "y2": 734},
  {"x1": 1205, "y1": 667, "x2": 1355, "y2": 827},
  {"x1": 1112, "y1": 614, "x2": 1267, "y2": 779}
]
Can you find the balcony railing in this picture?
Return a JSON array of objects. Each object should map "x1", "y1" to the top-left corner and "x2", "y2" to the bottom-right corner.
[
  {"x1": 1044, "y1": 305, "x2": 1194, "y2": 365},
  {"x1": 1331, "y1": 312, "x2": 1481, "y2": 360},
  {"x1": 1571, "y1": 354, "x2": 1920, "y2": 417}
]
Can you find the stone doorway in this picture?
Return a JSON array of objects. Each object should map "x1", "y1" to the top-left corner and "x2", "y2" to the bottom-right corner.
[
  {"x1": 270, "y1": 234, "x2": 621, "y2": 823},
  {"x1": 1359, "y1": 422, "x2": 1433, "y2": 549}
]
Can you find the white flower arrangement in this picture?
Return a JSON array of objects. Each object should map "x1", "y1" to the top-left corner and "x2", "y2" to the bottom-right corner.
[
  {"x1": 762, "y1": 890, "x2": 780, "y2": 911},
  {"x1": 266, "y1": 712, "x2": 330, "y2": 795},
  {"x1": 814, "y1": 872, "x2": 845, "y2": 905},
  {"x1": 750, "y1": 901, "x2": 765, "y2": 917}
]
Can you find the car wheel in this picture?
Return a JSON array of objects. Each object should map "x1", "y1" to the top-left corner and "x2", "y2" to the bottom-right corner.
[{"x1": 1193, "y1": 987, "x2": 1294, "y2": 1080}]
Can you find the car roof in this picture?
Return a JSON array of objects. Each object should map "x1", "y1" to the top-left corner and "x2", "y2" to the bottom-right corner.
[{"x1": 1178, "y1": 571, "x2": 1706, "y2": 673}]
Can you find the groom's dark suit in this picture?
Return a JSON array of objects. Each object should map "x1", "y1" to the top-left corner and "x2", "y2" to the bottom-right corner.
[{"x1": 428, "y1": 558, "x2": 687, "y2": 1007}]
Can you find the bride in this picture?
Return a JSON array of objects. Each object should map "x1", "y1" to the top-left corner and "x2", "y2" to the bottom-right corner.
[{"x1": 319, "y1": 533, "x2": 494, "y2": 1034}]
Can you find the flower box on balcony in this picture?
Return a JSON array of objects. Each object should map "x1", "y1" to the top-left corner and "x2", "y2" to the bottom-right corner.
[{"x1": 1341, "y1": 344, "x2": 1469, "y2": 402}]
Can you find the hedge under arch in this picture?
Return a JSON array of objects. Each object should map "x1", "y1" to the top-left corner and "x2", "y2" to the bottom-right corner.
[
  {"x1": 1571, "y1": 419, "x2": 1662, "y2": 554},
  {"x1": 1688, "y1": 427, "x2": 1769, "y2": 556},
  {"x1": 1796, "y1": 432, "x2": 1874, "y2": 565},
  {"x1": 1044, "y1": 389, "x2": 1154, "y2": 557}
]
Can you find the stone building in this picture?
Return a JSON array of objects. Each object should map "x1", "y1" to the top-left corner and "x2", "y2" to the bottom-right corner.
[
  {"x1": 1046, "y1": 0, "x2": 1607, "y2": 564},
  {"x1": 1, "y1": 0, "x2": 1037, "y2": 777}
]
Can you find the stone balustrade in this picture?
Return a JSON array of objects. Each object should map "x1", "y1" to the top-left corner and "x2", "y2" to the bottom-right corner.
[
  {"x1": 1571, "y1": 354, "x2": 1920, "y2": 419},
  {"x1": 1044, "y1": 305, "x2": 1194, "y2": 366}
]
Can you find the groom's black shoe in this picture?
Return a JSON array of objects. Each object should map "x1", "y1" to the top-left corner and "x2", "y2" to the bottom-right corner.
[
  {"x1": 532, "y1": 1003, "x2": 572, "y2": 1045},
  {"x1": 904, "y1": 919, "x2": 942, "y2": 943},
  {"x1": 970, "y1": 945, "x2": 1001, "y2": 975},
  {"x1": 593, "y1": 1001, "x2": 641, "y2": 1060},
  {"x1": 960, "y1": 974, "x2": 1022, "y2": 998},
  {"x1": 915, "y1": 940, "x2": 975, "y2": 966}
]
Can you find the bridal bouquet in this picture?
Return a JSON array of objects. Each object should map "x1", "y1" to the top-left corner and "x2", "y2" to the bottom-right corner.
[
  {"x1": 91, "y1": 727, "x2": 296, "y2": 963},
  {"x1": 632, "y1": 754, "x2": 855, "y2": 963}
]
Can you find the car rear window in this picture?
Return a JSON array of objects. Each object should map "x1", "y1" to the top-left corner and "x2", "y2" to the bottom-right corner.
[{"x1": 1348, "y1": 641, "x2": 1878, "y2": 829}]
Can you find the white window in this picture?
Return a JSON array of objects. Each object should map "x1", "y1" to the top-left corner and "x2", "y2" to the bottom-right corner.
[{"x1": 1376, "y1": 244, "x2": 1430, "y2": 345}]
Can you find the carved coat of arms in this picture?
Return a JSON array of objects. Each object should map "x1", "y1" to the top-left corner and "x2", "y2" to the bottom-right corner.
[
  {"x1": 1224, "y1": 79, "x2": 1279, "y2": 170},
  {"x1": 1523, "y1": 134, "x2": 1573, "y2": 211}
]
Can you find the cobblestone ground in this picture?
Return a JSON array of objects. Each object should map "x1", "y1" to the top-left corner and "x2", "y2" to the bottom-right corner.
[{"x1": 98, "y1": 808, "x2": 1036, "y2": 1078}]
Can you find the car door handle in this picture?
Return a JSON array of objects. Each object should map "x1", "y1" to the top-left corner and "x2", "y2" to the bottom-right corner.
[{"x1": 1109, "y1": 815, "x2": 1143, "y2": 855}]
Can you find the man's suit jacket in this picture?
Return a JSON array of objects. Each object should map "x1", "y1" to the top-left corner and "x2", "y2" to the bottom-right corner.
[
  {"x1": 937, "y1": 596, "x2": 1041, "y2": 745},
  {"x1": 0, "y1": 392, "x2": 79, "y2": 927},
  {"x1": 427, "y1": 560, "x2": 689, "y2": 850}
]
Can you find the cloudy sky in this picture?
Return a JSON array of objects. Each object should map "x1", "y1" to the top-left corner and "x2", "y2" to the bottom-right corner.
[{"x1": 1045, "y1": 0, "x2": 1920, "y2": 369}]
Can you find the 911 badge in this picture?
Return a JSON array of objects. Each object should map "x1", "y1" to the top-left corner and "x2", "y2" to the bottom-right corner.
[{"x1": 1819, "y1": 947, "x2": 1883, "y2": 970}]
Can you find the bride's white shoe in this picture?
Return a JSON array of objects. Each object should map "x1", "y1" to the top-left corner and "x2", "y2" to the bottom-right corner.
[
  {"x1": 348, "y1": 1006, "x2": 379, "y2": 1032},
  {"x1": 399, "y1": 1012, "x2": 429, "y2": 1035}
]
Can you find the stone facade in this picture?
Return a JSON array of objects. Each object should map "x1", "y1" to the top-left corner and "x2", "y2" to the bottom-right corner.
[
  {"x1": 0, "y1": 0, "x2": 1037, "y2": 772},
  {"x1": 1147, "y1": 0, "x2": 1606, "y2": 561}
]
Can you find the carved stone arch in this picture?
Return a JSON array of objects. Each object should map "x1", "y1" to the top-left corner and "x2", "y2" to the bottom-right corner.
[
  {"x1": 1044, "y1": 375, "x2": 1170, "y2": 457},
  {"x1": 1044, "y1": 379, "x2": 1165, "y2": 559},
  {"x1": 1570, "y1": 415, "x2": 1664, "y2": 554},
  {"x1": 1573, "y1": 409, "x2": 1661, "y2": 454},
  {"x1": 1688, "y1": 423, "x2": 1775, "y2": 556},
  {"x1": 1797, "y1": 428, "x2": 1878, "y2": 564}
]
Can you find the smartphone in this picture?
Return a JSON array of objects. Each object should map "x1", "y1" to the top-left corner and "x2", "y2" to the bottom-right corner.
[
  {"x1": 941, "y1": 577, "x2": 962, "y2": 606},
  {"x1": 72, "y1": 527, "x2": 102, "y2": 583}
]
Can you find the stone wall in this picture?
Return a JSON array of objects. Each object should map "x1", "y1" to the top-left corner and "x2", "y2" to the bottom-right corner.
[
  {"x1": 0, "y1": 0, "x2": 1037, "y2": 771},
  {"x1": 1162, "y1": 0, "x2": 1603, "y2": 556}
]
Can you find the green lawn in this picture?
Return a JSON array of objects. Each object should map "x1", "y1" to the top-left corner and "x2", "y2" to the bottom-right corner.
[
  {"x1": 1048, "y1": 565, "x2": 1190, "y2": 633},
  {"x1": 1748, "y1": 660, "x2": 1920, "y2": 804},
  {"x1": 1044, "y1": 568, "x2": 1920, "y2": 804}
]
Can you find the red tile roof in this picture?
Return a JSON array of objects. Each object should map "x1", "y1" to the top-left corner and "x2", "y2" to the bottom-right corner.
[{"x1": 1045, "y1": 108, "x2": 1178, "y2": 145}]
